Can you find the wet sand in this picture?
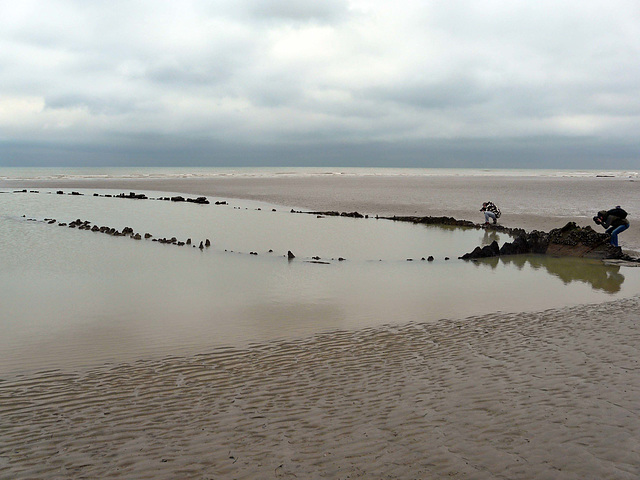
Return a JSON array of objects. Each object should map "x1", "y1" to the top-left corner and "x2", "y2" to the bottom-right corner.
[
  {"x1": 1, "y1": 174, "x2": 640, "y2": 478},
  {"x1": 1, "y1": 298, "x2": 639, "y2": 479}
]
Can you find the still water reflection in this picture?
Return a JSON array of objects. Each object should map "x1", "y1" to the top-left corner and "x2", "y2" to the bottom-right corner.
[{"x1": 475, "y1": 256, "x2": 626, "y2": 293}]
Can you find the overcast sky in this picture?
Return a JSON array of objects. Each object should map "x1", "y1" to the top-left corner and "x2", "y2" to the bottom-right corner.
[{"x1": 1, "y1": 0, "x2": 639, "y2": 168}]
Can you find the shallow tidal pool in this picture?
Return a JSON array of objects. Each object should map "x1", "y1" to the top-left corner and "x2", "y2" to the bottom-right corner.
[{"x1": 1, "y1": 188, "x2": 639, "y2": 376}]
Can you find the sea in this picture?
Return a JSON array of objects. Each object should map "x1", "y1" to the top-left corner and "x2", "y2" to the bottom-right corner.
[{"x1": 1, "y1": 167, "x2": 639, "y2": 377}]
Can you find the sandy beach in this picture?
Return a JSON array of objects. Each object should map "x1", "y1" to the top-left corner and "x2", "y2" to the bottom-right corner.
[
  {"x1": 1, "y1": 173, "x2": 639, "y2": 479},
  {"x1": 1, "y1": 298, "x2": 638, "y2": 479}
]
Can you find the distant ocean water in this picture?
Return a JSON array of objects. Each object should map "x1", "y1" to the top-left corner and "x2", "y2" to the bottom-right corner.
[{"x1": 1, "y1": 166, "x2": 639, "y2": 181}]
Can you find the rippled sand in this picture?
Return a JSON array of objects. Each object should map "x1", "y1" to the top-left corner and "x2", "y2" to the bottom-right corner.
[{"x1": 2, "y1": 297, "x2": 639, "y2": 479}]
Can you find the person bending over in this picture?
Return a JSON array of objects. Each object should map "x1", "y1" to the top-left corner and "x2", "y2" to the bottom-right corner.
[
  {"x1": 480, "y1": 201, "x2": 501, "y2": 225},
  {"x1": 594, "y1": 206, "x2": 630, "y2": 247}
]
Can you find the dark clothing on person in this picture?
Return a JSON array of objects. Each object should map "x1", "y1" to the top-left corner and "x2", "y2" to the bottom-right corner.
[{"x1": 595, "y1": 207, "x2": 629, "y2": 247}]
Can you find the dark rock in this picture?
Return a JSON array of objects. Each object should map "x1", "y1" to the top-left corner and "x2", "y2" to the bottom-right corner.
[
  {"x1": 199, "y1": 241, "x2": 204, "y2": 249},
  {"x1": 427, "y1": 256, "x2": 435, "y2": 261},
  {"x1": 205, "y1": 239, "x2": 211, "y2": 247},
  {"x1": 171, "y1": 196, "x2": 185, "y2": 202},
  {"x1": 187, "y1": 196, "x2": 209, "y2": 204},
  {"x1": 288, "y1": 250, "x2": 295, "y2": 259},
  {"x1": 461, "y1": 241, "x2": 500, "y2": 260},
  {"x1": 117, "y1": 192, "x2": 147, "y2": 199}
]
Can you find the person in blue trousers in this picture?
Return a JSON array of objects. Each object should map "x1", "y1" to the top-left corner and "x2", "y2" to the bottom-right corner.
[{"x1": 594, "y1": 206, "x2": 630, "y2": 247}]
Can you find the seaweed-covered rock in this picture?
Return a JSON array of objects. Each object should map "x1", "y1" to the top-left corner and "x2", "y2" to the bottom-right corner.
[
  {"x1": 462, "y1": 222, "x2": 625, "y2": 260},
  {"x1": 546, "y1": 222, "x2": 622, "y2": 259}
]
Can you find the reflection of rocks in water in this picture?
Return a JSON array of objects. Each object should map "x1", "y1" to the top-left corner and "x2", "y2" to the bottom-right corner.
[{"x1": 500, "y1": 256, "x2": 625, "y2": 293}]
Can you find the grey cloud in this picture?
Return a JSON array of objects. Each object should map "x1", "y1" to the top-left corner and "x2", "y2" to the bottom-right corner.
[
  {"x1": 360, "y1": 77, "x2": 493, "y2": 110},
  {"x1": 44, "y1": 94, "x2": 143, "y2": 116},
  {"x1": 2, "y1": 1, "x2": 640, "y2": 167}
]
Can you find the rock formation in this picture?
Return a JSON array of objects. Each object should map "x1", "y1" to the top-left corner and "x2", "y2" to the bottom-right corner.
[{"x1": 461, "y1": 222, "x2": 633, "y2": 261}]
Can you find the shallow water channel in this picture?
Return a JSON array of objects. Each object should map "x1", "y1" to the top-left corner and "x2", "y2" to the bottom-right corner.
[{"x1": 1, "y1": 189, "x2": 638, "y2": 376}]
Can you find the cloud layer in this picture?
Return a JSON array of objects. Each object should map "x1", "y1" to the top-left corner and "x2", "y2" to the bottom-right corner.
[{"x1": 1, "y1": 0, "x2": 640, "y2": 167}]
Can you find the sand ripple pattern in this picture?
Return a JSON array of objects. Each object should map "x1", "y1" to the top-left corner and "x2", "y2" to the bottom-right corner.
[{"x1": 1, "y1": 298, "x2": 639, "y2": 479}]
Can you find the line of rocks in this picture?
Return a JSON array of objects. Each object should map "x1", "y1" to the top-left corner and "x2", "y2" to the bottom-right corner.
[
  {"x1": 36, "y1": 217, "x2": 213, "y2": 250},
  {"x1": 12, "y1": 189, "x2": 228, "y2": 205},
  {"x1": 33, "y1": 216, "x2": 341, "y2": 262},
  {"x1": 290, "y1": 210, "x2": 453, "y2": 261}
]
